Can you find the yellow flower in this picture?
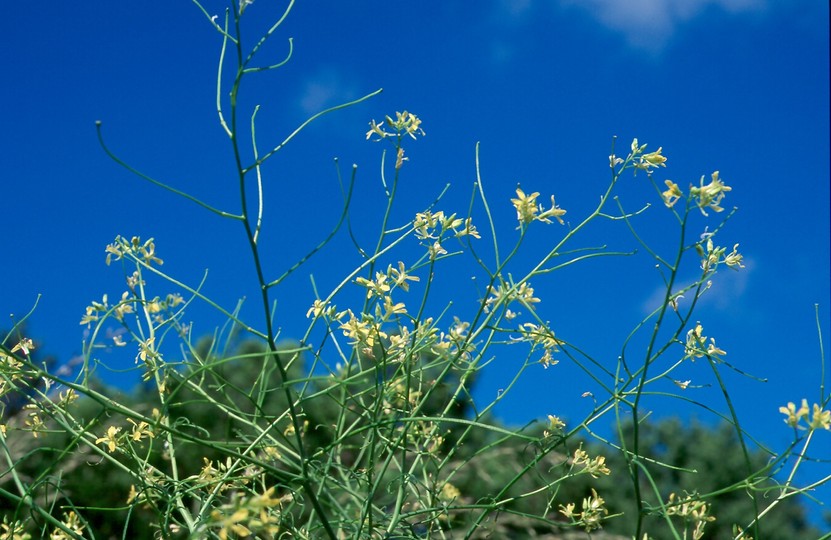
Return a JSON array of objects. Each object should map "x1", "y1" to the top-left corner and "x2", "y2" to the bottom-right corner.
[
  {"x1": 114, "y1": 291, "x2": 134, "y2": 321},
  {"x1": 516, "y1": 282, "x2": 541, "y2": 306},
  {"x1": 706, "y1": 338, "x2": 727, "y2": 358},
  {"x1": 458, "y1": 217, "x2": 481, "y2": 238},
  {"x1": 366, "y1": 118, "x2": 387, "y2": 140},
  {"x1": 388, "y1": 261, "x2": 419, "y2": 292},
  {"x1": 439, "y1": 482, "x2": 461, "y2": 503},
  {"x1": 413, "y1": 210, "x2": 443, "y2": 240},
  {"x1": 631, "y1": 138, "x2": 647, "y2": 154},
  {"x1": 690, "y1": 171, "x2": 732, "y2": 216},
  {"x1": 630, "y1": 139, "x2": 667, "y2": 173},
  {"x1": 537, "y1": 195, "x2": 567, "y2": 225},
  {"x1": 339, "y1": 312, "x2": 387, "y2": 348},
  {"x1": 511, "y1": 187, "x2": 541, "y2": 224},
  {"x1": 127, "y1": 419, "x2": 155, "y2": 442},
  {"x1": 724, "y1": 244, "x2": 745, "y2": 270},
  {"x1": 809, "y1": 403, "x2": 831, "y2": 430},
  {"x1": 50, "y1": 511, "x2": 85, "y2": 540},
  {"x1": 0, "y1": 517, "x2": 30, "y2": 540},
  {"x1": 10, "y1": 338, "x2": 35, "y2": 356},
  {"x1": 355, "y1": 272, "x2": 391, "y2": 299},
  {"x1": 661, "y1": 180, "x2": 683, "y2": 207},
  {"x1": 95, "y1": 425, "x2": 122, "y2": 453},
  {"x1": 779, "y1": 399, "x2": 810, "y2": 428},
  {"x1": 640, "y1": 147, "x2": 667, "y2": 169},
  {"x1": 380, "y1": 296, "x2": 407, "y2": 318},
  {"x1": 366, "y1": 111, "x2": 425, "y2": 140},
  {"x1": 428, "y1": 241, "x2": 447, "y2": 259},
  {"x1": 511, "y1": 187, "x2": 566, "y2": 226}
]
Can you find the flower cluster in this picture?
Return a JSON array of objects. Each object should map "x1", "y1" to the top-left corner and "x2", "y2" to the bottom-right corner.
[
  {"x1": 544, "y1": 414, "x2": 565, "y2": 438},
  {"x1": 572, "y1": 447, "x2": 611, "y2": 479},
  {"x1": 105, "y1": 235, "x2": 163, "y2": 267},
  {"x1": 690, "y1": 171, "x2": 731, "y2": 215},
  {"x1": 366, "y1": 111, "x2": 425, "y2": 141},
  {"x1": 660, "y1": 171, "x2": 733, "y2": 216},
  {"x1": 339, "y1": 311, "x2": 386, "y2": 347},
  {"x1": 511, "y1": 187, "x2": 566, "y2": 226},
  {"x1": 559, "y1": 488, "x2": 608, "y2": 532},
  {"x1": 627, "y1": 138, "x2": 667, "y2": 174},
  {"x1": 413, "y1": 210, "x2": 480, "y2": 259},
  {"x1": 94, "y1": 418, "x2": 155, "y2": 454},
  {"x1": 1, "y1": 340, "x2": 34, "y2": 397},
  {"x1": 665, "y1": 492, "x2": 716, "y2": 540},
  {"x1": 484, "y1": 281, "x2": 541, "y2": 314},
  {"x1": 49, "y1": 511, "x2": 85, "y2": 540},
  {"x1": 779, "y1": 399, "x2": 831, "y2": 431},
  {"x1": 683, "y1": 323, "x2": 726, "y2": 361},
  {"x1": 0, "y1": 517, "x2": 30, "y2": 540},
  {"x1": 515, "y1": 322, "x2": 562, "y2": 368},
  {"x1": 697, "y1": 237, "x2": 744, "y2": 272},
  {"x1": 438, "y1": 481, "x2": 461, "y2": 504},
  {"x1": 430, "y1": 317, "x2": 476, "y2": 360},
  {"x1": 208, "y1": 486, "x2": 287, "y2": 540}
]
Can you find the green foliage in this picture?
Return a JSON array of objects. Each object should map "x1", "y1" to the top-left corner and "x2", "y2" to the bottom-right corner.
[
  {"x1": 1, "y1": 2, "x2": 828, "y2": 539},
  {"x1": 562, "y1": 418, "x2": 823, "y2": 538}
]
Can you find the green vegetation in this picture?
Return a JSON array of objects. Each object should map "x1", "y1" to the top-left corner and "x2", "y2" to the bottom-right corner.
[{"x1": 1, "y1": 2, "x2": 828, "y2": 538}]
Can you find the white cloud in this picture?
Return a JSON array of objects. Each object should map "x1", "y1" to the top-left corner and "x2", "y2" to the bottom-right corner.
[
  {"x1": 298, "y1": 68, "x2": 357, "y2": 116},
  {"x1": 640, "y1": 256, "x2": 755, "y2": 315},
  {"x1": 559, "y1": 0, "x2": 768, "y2": 53}
]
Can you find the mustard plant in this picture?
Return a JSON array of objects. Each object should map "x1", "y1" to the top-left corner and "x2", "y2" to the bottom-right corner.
[{"x1": 1, "y1": 2, "x2": 827, "y2": 539}]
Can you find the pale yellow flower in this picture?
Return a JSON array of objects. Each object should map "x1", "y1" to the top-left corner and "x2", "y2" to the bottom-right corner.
[
  {"x1": 537, "y1": 195, "x2": 567, "y2": 225},
  {"x1": 674, "y1": 379, "x2": 692, "y2": 390},
  {"x1": 428, "y1": 241, "x2": 447, "y2": 259},
  {"x1": 706, "y1": 338, "x2": 727, "y2": 358},
  {"x1": 10, "y1": 338, "x2": 35, "y2": 357},
  {"x1": 511, "y1": 188, "x2": 541, "y2": 224},
  {"x1": 0, "y1": 516, "x2": 30, "y2": 540},
  {"x1": 413, "y1": 210, "x2": 443, "y2": 240},
  {"x1": 366, "y1": 111, "x2": 425, "y2": 140},
  {"x1": 547, "y1": 414, "x2": 565, "y2": 432},
  {"x1": 388, "y1": 261, "x2": 419, "y2": 292},
  {"x1": 306, "y1": 299, "x2": 328, "y2": 319},
  {"x1": 127, "y1": 418, "x2": 155, "y2": 442},
  {"x1": 809, "y1": 403, "x2": 831, "y2": 430},
  {"x1": 366, "y1": 119, "x2": 387, "y2": 140},
  {"x1": 439, "y1": 482, "x2": 461, "y2": 503},
  {"x1": 458, "y1": 217, "x2": 481, "y2": 238},
  {"x1": 95, "y1": 425, "x2": 122, "y2": 453},
  {"x1": 724, "y1": 244, "x2": 745, "y2": 270},
  {"x1": 355, "y1": 272, "x2": 391, "y2": 299},
  {"x1": 560, "y1": 488, "x2": 608, "y2": 532},
  {"x1": 380, "y1": 296, "x2": 407, "y2": 318},
  {"x1": 779, "y1": 399, "x2": 810, "y2": 428},
  {"x1": 339, "y1": 312, "x2": 387, "y2": 348},
  {"x1": 661, "y1": 180, "x2": 683, "y2": 207},
  {"x1": 114, "y1": 291, "x2": 134, "y2": 321},
  {"x1": 50, "y1": 511, "x2": 85, "y2": 540},
  {"x1": 639, "y1": 147, "x2": 667, "y2": 169},
  {"x1": 690, "y1": 171, "x2": 732, "y2": 216}
]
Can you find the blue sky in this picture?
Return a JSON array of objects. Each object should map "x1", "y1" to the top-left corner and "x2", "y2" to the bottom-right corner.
[{"x1": 3, "y1": 0, "x2": 829, "y2": 524}]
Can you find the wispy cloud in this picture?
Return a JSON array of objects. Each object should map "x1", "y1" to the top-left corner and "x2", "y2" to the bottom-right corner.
[
  {"x1": 558, "y1": 0, "x2": 768, "y2": 53},
  {"x1": 641, "y1": 256, "x2": 755, "y2": 315},
  {"x1": 298, "y1": 68, "x2": 358, "y2": 116}
]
